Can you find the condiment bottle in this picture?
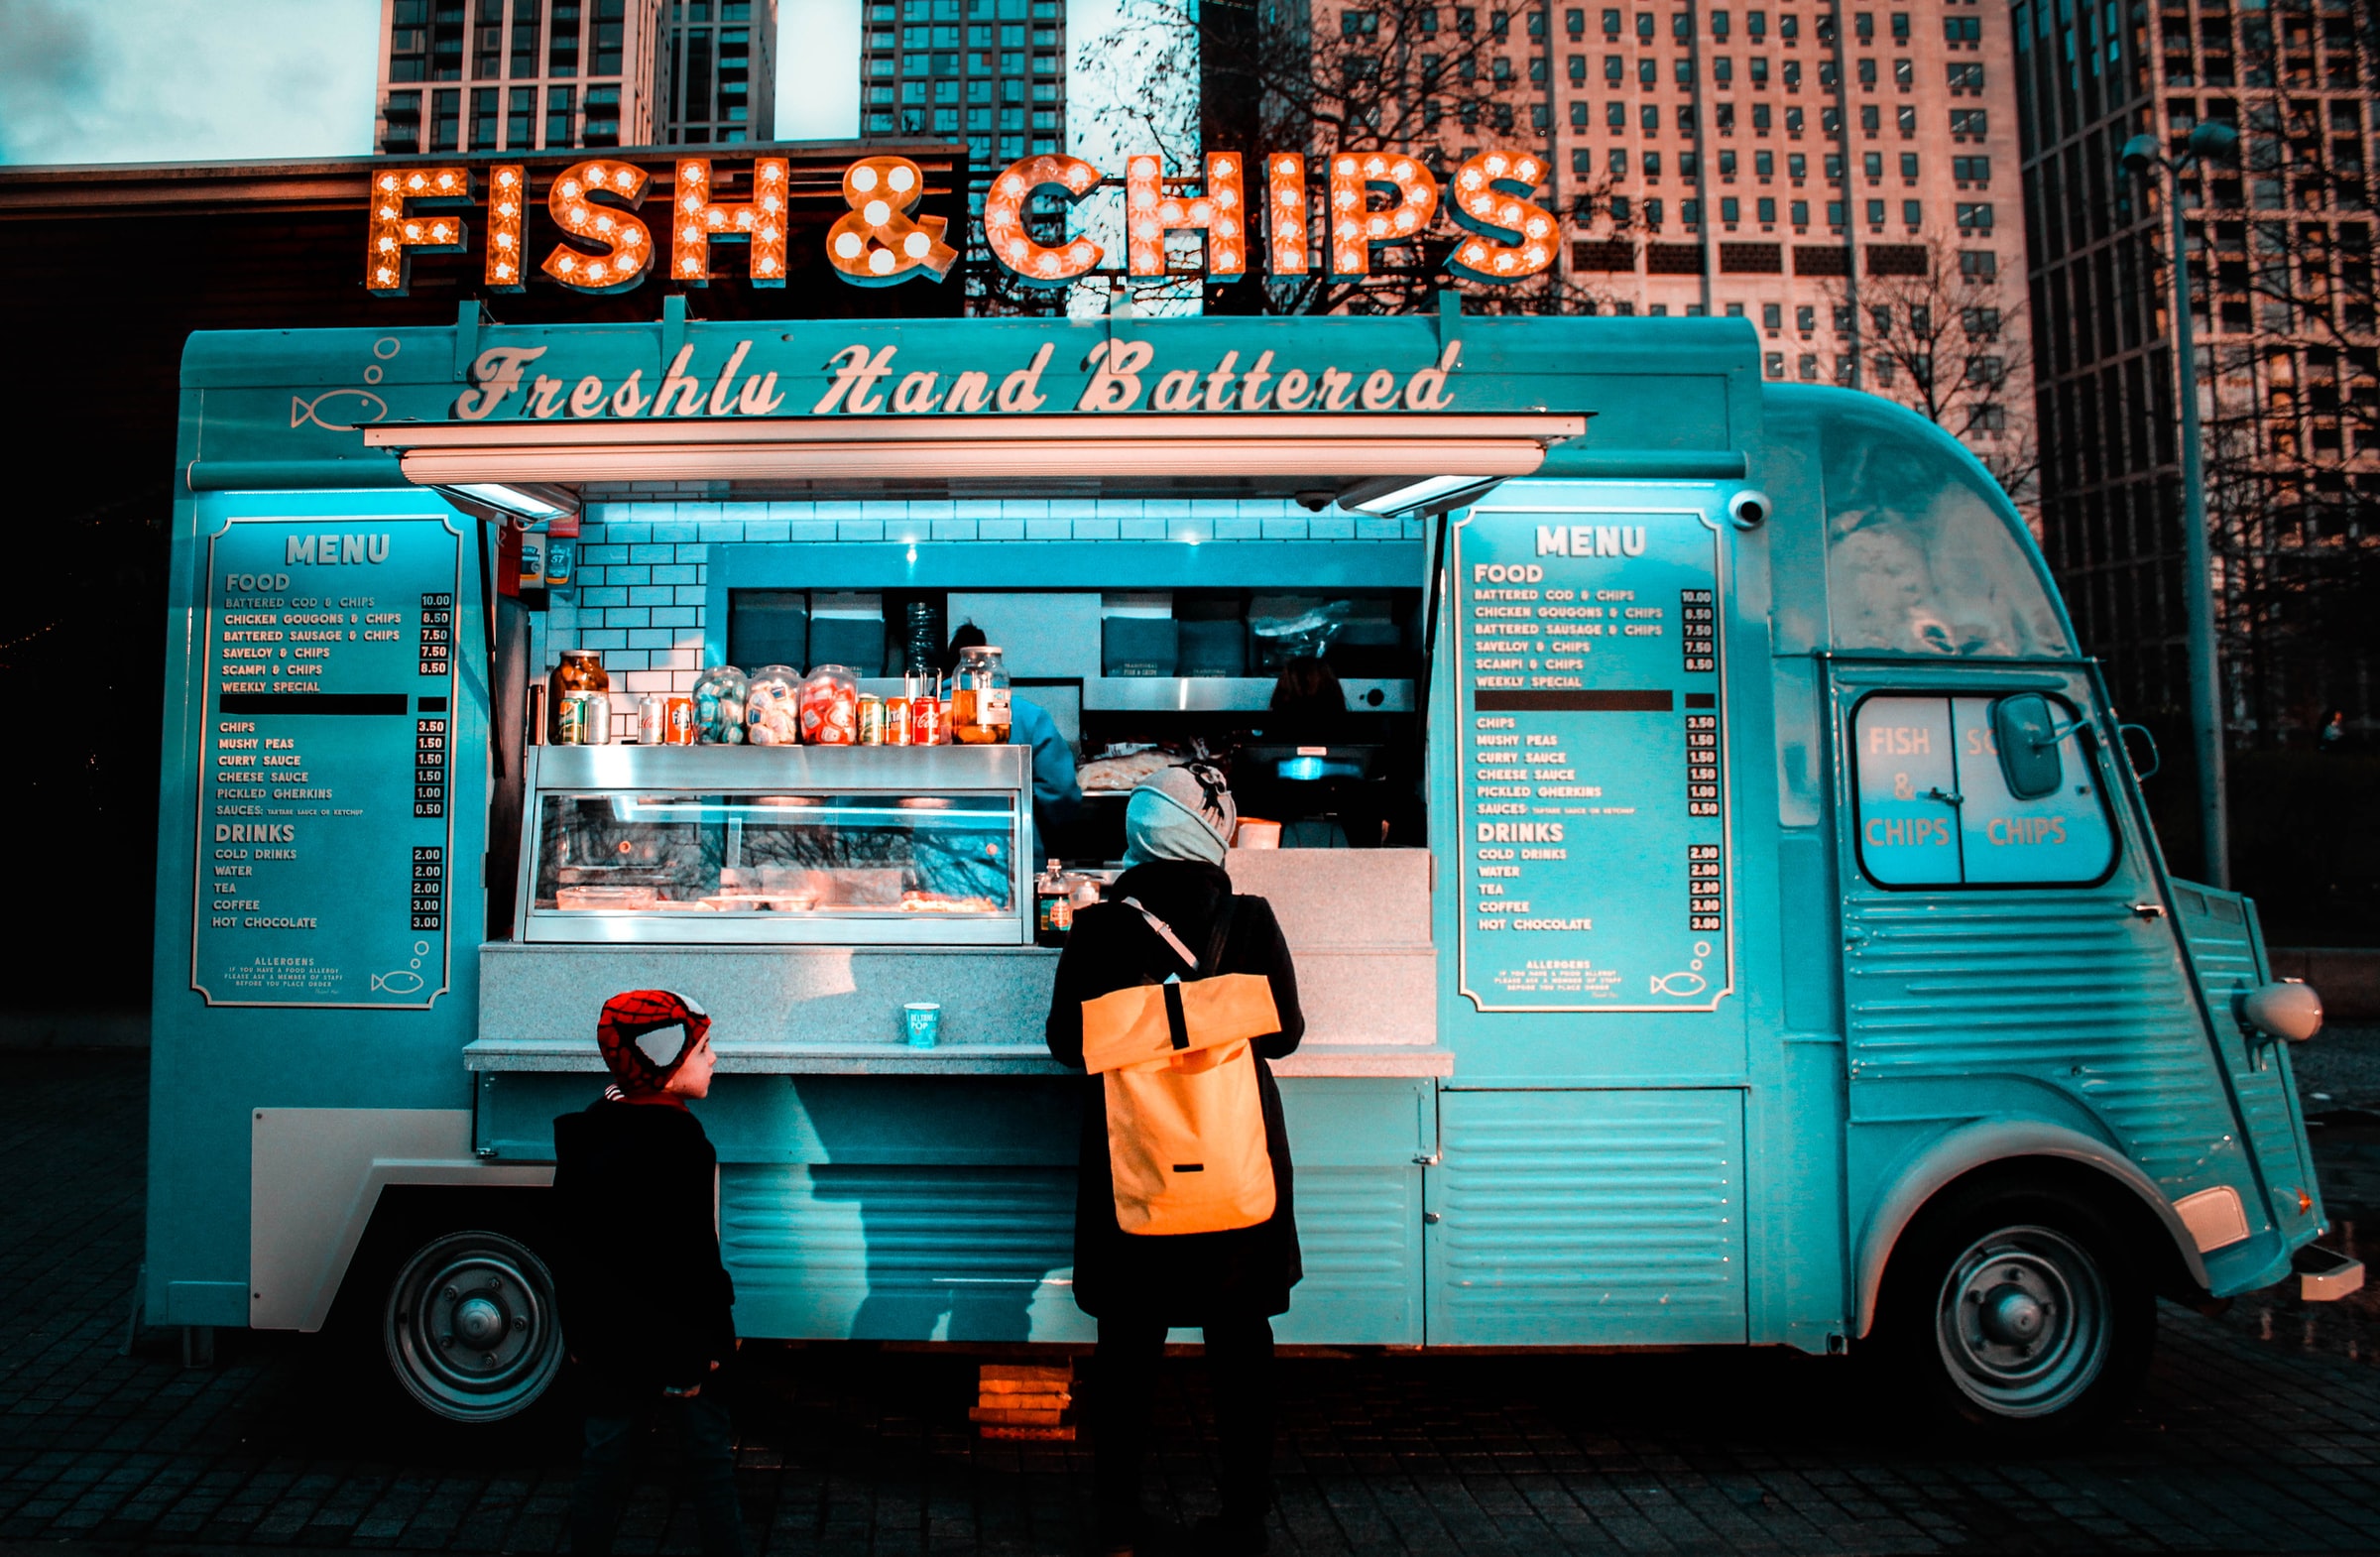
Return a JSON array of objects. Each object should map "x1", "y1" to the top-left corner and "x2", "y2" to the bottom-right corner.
[
  {"x1": 1034, "y1": 859, "x2": 1074, "y2": 947},
  {"x1": 952, "y1": 644, "x2": 1012, "y2": 745},
  {"x1": 549, "y1": 650, "x2": 612, "y2": 745}
]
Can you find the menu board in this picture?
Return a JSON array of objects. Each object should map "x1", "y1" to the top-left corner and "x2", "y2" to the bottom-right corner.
[
  {"x1": 1452, "y1": 505, "x2": 1731, "y2": 1012},
  {"x1": 190, "y1": 514, "x2": 462, "y2": 1009}
]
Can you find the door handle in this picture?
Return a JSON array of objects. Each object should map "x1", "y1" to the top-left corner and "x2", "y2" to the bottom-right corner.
[{"x1": 2130, "y1": 901, "x2": 2167, "y2": 919}]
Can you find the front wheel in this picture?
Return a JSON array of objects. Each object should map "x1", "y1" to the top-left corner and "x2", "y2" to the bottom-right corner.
[
  {"x1": 1872, "y1": 1179, "x2": 2153, "y2": 1444},
  {"x1": 382, "y1": 1229, "x2": 566, "y2": 1423}
]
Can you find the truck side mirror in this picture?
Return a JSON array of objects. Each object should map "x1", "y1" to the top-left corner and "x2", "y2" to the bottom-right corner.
[
  {"x1": 2117, "y1": 722, "x2": 2161, "y2": 780},
  {"x1": 1991, "y1": 693, "x2": 2064, "y2": 800}
]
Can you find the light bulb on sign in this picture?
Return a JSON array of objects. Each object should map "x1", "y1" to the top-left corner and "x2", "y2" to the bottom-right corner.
[
  {"x1": 483, "y1": 165, "x2": 526, "y2": 291},
  {"x1": 1446, "y1": 148, "x2": 1557, "y2": 282},
  {"x1": 542, "y1": 158, "x2": 652, "y2": 294},
  {"x1": 1328, "y1": 153, "x2": 1438, "y2": 278},
  {"x1": 665, "y1": 158, "x2": 790, "y2": 289},
  {"x1": 1267, "y1": 154, "x2": 1309, "y2": 275},
  {"x1": 826, "y1": 154, "x2": 958, "y2": 286},
  {"x1": 981, "y1": 153, "x2": 1105, "y2": 287},
  {"x1": 367, "y1": 165, "x2": 472, "y2": 297}
]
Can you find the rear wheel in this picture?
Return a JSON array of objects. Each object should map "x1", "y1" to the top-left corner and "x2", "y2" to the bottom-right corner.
[
  {"x1": 381, "y1": 1228, "x2": 566, "y2": 1424},
  {"x1": 1873, "y1": 1178, "x2": 2153, "y2": 1444}
]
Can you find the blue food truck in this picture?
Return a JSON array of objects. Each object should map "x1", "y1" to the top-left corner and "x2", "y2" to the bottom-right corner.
[{"x1": 151, "y1": 297, "x2": 2355, "y2": 1441}]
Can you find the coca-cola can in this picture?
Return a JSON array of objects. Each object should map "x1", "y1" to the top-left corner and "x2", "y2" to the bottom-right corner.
[{"x1": 636, "y1": 692, "x2": 668, "y2": 746}]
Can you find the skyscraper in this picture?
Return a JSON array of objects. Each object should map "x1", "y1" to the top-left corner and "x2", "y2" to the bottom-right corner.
[
  {"x1": 857, "y1": 0, "x2": 1069, "y2": 168},
  {"x1": 2014, "y1": 0, "x2": 2378, "y2": 747},
  {"x1": 659, "y1": 1, "x2": 780, "y2": 144},
  {"x1": 1541, "y1": 2, "x2": 2027, "y2": 418},
  {"x1": 375, "y1": 0, "x2": 664, "y2": 153}
]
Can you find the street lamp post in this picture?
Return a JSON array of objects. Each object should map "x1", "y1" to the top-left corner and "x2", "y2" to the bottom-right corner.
[{"x1": 2122, "y1": 120, "x2": 2240, "y2": 890}]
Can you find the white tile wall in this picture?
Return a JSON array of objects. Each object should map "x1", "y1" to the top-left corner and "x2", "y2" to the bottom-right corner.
[{"x1": 534, "y1": 497, "x2": 1427, "y2": 738}]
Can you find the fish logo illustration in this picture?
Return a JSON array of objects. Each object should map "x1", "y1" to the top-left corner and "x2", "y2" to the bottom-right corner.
[
  {"x1": 291, "y1": 389, "x2": 390, "y2": 431},
  {"x1": 371, "y1": 968, "x2": 425, "y2": 995},
  {"x1": 1649, "y1": 970, "x2": 1708, "y2": 997}
]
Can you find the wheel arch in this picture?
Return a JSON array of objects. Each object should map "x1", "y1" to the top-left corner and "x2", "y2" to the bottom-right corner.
[
  {"x1": 251, "y1": 1108, "x2": 553, "y2": 1334},
  {"x1": 1851, "y1": 1119, "x2": 2209, "y2": 1338}
]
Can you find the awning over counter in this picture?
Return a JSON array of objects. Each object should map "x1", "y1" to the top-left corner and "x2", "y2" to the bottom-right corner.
[{"x1": 362, "y1": 413, "x2": 1588, "y2": 489}]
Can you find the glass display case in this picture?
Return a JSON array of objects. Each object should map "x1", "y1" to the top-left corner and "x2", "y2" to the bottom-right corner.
[{"x1": 517, "y1": 745, "x2": 1031, "y2": 944}]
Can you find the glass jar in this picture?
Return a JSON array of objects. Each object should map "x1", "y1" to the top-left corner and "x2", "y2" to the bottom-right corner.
[
  {"x1": 952, "y1": 645, "x2": 1012, "y2": 745},
  {"x1": 548, "y1": 650, "x2": 612, "y2": 745},
  {"x1": 690, "y1": 665, "x2": 749, "y2": 744},
  {"x1": 745, "y1": 664, "x2": 802, "y2": 746},
  {"x1": 799, "y1": 664, "x2": 861, "y2": 746}
]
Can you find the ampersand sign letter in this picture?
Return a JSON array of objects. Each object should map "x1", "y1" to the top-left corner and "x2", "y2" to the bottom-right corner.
[{"x1": 826, "y1": 157, "x2": 958, "y2": 286}]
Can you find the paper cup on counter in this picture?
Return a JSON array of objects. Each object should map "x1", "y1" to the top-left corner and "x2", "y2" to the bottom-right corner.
[
  {"x1": 902, "y1": 1002, "x2": 942, "y2": 1048},
  {"x1": 1234, "y1": 817, "x2": 1282, "y2": 850}
]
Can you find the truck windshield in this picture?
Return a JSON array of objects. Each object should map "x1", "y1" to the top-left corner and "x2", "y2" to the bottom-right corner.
[{"x1": 1818, "y1": 397, "x2": 2073, "y2": 659}]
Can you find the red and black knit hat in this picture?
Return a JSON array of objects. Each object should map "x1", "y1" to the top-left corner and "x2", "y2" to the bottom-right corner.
[{"x1": 596, "y1": 989, "x2": 711, "y2": 1096}]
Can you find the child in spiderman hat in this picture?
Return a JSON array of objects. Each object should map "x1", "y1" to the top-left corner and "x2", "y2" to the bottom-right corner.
[{"x1": 552, "y1": 990, "x2": 746, "y2": 1557}]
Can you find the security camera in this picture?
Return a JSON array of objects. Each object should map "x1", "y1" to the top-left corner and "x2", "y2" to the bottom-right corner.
[{"x1": 1726, "y1": 489, "x2": 1772, "y2": 530}]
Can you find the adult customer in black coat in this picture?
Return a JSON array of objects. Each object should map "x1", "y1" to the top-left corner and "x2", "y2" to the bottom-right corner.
[
  {"x1": 552, "y1": 990, "x2": 745, "y2": 1557},
  {"x1": 1045, "y1": 762, "x2": 1305, "y2": 1557}
]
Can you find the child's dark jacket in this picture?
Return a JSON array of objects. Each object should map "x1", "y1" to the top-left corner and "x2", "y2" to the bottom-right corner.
[{"x1": 551, "y1": 1099, "x2": 736, "y2": 1386}]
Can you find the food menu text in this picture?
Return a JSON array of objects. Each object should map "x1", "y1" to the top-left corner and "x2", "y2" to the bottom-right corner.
[
  {"x1": 189, "y1": 515, "x2": 462, "y2": 1008},
  {"x1": 1454, "y1": 508, "x2": 1731, "y2": 1012}
]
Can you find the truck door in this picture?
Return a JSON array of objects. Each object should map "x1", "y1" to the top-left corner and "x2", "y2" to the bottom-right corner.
[{"x1": 1833, "y1": 667, "x2": 2295, "y2": 1292}]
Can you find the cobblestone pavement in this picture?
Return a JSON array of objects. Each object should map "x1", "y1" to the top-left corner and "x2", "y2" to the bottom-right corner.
[{"x1": 11, "y1": 1048, "x2": 2380, "y2": 1557}]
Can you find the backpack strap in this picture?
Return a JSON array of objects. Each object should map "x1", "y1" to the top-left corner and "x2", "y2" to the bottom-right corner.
[{"x1": 1122, "y1": 892, "x2": 1241, "y2": 980}]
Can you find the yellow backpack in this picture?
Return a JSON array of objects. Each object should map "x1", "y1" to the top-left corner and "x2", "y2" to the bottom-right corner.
[{"x1": 1078, "y1": 896, "x2": 1282, "y2": 1237}]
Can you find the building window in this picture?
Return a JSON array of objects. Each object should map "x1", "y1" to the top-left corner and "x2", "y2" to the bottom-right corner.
[
  {"x1": 1758, "y1": 195, "x2": 1776, "y2": 221},
  {"x1": 431, "y1": 87, "x2": 461, "y2": 151},
  {"x1": 1953, "y1": 155, "x2": 1990, "y2": 183},
  {"x1": 1866, "y1": 198, "x2": 1885, "y2": 225},
  {"x1": 1956, "y1": 201, "x2": 1993, "y2": 230},
  {"x1": 1763, "y1": 301, "x2": 1782, "y2": 329},
  {"x1": 546, "y1": 84, "x2": 577, "y2": 147},
  {"x1": 1893, "y1": 58, "x2": 1913, "y2": 87},
  {"x1": 1765, "y1": 351, "x2": 1786, "y2": 377},
  {"x1": 390, "y1": 0, "x2": 428, "y2": 82},
  {"x1": 1900, "y1": 152, "x2": 1920, "y2": 180},
  {"x1": 382, "y1": 90, "x2": 423, "y2": 153},
  {"x1": 1858, "y1": 58, "x2": 1876, "y2": 84},
  {"x1": 1723, "y1": 195, "x2": 1741, "y2": 221},
  {"x1": 549, "y1": 0, "x2": 582, "y2": 76},
  {"x1": 1947, "y1": 61, "x2": 1984, "y2": 91},
  {"x1": 584, "y1": 84, "x2": 621, "y2": 145},
  {"x1": 1571, "y1": 101, "x2": 1589, "y2": 127},
  {"x1": 1951, "y1": 107, "x2": 1987, "y2": 137},
  {"x1": 470, "y1": 86, "x2": 500, "y2": 151},
  {"x1": 1960, "y1": 248, "x2": 1997, "y2": 277},
  {"x1": 1897, "y1": 104, "x2": 1917, "y2": 134},
  {"x1": 1791, "y1": 199, "x2": 1809, "y2": 224},
  {"x1": 1828, "y1": 198, "x2": 1846, "y2": 225},
  {"x1": 1903, "y1": 199, "x2": 1923, "y2": 225}
]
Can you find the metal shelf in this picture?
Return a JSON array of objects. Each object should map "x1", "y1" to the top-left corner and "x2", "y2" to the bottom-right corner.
[{"x1": 858, "y1": 676, "x2": 1413, "y2": 713}]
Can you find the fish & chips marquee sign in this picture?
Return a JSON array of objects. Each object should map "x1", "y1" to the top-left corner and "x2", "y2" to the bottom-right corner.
[{"x1": 366, "y1": 147, "x2": 1559, "y2": 299}]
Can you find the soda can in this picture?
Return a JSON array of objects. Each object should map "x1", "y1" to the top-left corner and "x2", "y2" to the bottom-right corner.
[
  {"x1": 910, "y1": 695, "x2": 947, "y2": 746},
  {"x1": 662, "y1": 694, "x2": 698, "y2": 745},
  {"x1": 636, "y1": 692, "x2": 668, "y2": 746},
  {"x1": 856, "y1": 694, "x2": 889, "y2": 745},
  {"x1": 884, "y1": 696, "x2": 913, "y2": 745}
]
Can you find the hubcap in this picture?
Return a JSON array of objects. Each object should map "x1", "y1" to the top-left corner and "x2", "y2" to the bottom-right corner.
[
  {"x1": 1935, "y1": 1225, "x2": 2109, "y2": 1419},
  {"x1": 384, "y1": 1231, "x2": 563, "y2": 1422}
]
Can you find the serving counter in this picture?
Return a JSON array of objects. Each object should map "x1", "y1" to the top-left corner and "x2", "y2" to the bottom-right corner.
[{"x1": 467, "y1": 849, "x2": 1445, "y2": 1078}]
